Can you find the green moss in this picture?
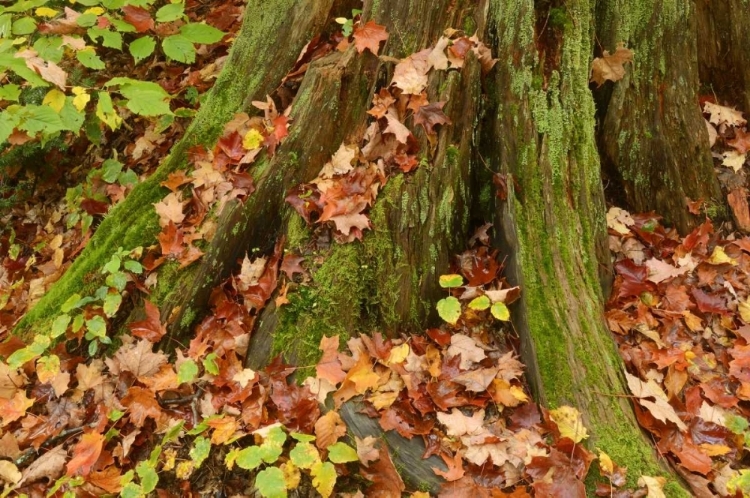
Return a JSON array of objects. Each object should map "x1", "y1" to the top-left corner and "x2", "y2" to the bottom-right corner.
[
  {"x1": 285, "y1": 214, "x2": 310, "y2": 251},
  {"x1": 489, "y1": 0, "x2": 688, "y2": 493},
  {"x1": 180, "y1": 307, "x2": 197, "y2": 329},
  {"x1": 272, "y1": 243, "x2": 364, "y2": 367}
]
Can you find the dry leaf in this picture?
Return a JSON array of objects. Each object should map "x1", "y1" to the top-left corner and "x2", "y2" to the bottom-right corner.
[{"x1": 590, "y1": 43, "x2": 633, "y2": 86}]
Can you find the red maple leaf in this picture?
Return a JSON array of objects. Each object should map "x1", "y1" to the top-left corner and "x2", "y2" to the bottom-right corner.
[
  {"x1": 129, "y1": 300, "x2": 167, "y2": 343},
  {"x1": 121, "y1": 5, "x2": 153, "y2": 33},
  {"x1": 352, "y1": 21, "x2": 389, "y2": 55}
]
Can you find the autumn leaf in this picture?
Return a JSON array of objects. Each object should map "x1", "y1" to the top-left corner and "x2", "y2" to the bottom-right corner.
[
  {"x1": 66, "y1": 432, "x2": 104, "y2": 476},
  {"x1": 447, "y1": 334, "x2": 486, "y2": 369},
  {"x1": 0, "y1": 392, "x2": 34, "y2": 427},
  {"x1": 314, "y1": 411, "x2": 347, "y2": 450},
  {"x1": 128, "y1": 300, "x2": 167, "y2": 342},
  {"x1": 122, "y1": 5, "x2": 154, "y2": 33},
  {"x1": 352, "y1": 21, "x2": 389, "y2": 55},
  {"x1": 432, "y1": 451, "x2": 465, "y2": 481},
  {"x1": 625, "y1": 372, "x2": 687, "y2": 431},
  {"x1": 436, "y1": 408, "x2": 484, "y2": 437},
  {"x1": 704, "y1": 102, "x2": 746, "y2": 127},
  {"x1": 414, "y1": 101, "x2": 451, "y2": 135},
  {"x1": 549, "y1": 406, "x2": 589, "y2": 443},
  {"x1": 122, "y1": 386, "x2": 163, "y2": 427},
  {"x1": 154, "y1": 192, "x2": 186, "y2": 227},
  {"x1": 590, "y1": 42, "x2": 633, "y2": 86}
]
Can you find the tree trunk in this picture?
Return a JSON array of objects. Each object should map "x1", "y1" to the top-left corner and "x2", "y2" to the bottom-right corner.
[
  {"x1": 18, "y1": 0, "x2": 749, "y2": 494},
  {"x1": 695, "y1": 0, "x2": 750, "y2": 113},
  {"x1": 596, "y1": 0, "x2": 722, "y2": 234}
]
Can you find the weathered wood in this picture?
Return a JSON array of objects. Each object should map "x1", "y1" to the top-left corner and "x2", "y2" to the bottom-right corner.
[
  {"x1": 596, "y1": 0, "x2": 722, "y2": 234},
  {"x1": 339, "y1": 398, "x2": 446, "y2": 493},
  {"x1": 161, "y1": 47, "x2": 379, "y2": 343},
  {"x1": 246, "y1": 53, "x2": 482, "y2": 369},
  {"x1": 486, "y1": 0, "x2": 687, "y2": 493}
]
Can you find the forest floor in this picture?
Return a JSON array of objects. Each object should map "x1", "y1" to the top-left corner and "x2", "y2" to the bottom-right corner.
[{"x1": 2, "y1": 4, "x2": 750, "y2": 497}]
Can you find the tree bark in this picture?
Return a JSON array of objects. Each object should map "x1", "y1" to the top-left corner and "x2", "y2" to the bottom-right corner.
[
  {"x1": 596, "y1": 0, "x2": 722, "y2": 234},
  {"x1": 695, "y1": 0, "x2": 750, "y2": 113},
  {"x1": 485, "y1": 0, "x2": 686, "y2": 493}
]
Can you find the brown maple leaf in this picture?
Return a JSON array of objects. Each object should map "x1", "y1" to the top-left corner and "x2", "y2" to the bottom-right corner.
[
  {"x1": 414, "y1": 101, "x2": 452, "y2": 135},
  {"x1": 122, "y1": 386, "x2": 163, "y2": 427},
  {"x1": 590, "y1": 42, "x2": 633, "y2": 87},
  {"x1": 729, "y1": 128, "x2": 750, "y2": 154},
  {"x1": 105, "y1": 338, "x2": 167, "y2": 377},
  {"x1": 153, "y1": 192, "x2": 186, "y2": 227},
  {"x1": 352, "y1": 21, "x2": 389, "y2": 55}
]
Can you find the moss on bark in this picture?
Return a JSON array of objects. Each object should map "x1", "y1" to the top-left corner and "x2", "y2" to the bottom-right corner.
[
  {"x1": 486, "y1": 0, "x2": 688, "y2": 494},
  {"x1": 596, "y1": 0, "x2": 722, "y2": 234}
]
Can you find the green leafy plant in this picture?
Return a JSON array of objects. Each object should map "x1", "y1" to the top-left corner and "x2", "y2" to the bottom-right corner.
[{"x1": 224, "y1": 425, "x2": 357, "y2": 498}]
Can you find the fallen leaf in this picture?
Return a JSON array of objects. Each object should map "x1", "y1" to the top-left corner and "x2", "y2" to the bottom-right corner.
[
  {"x1": 549, "y1": 406, "x2": 589, "y2": 443},
  {"x1": 352, "y1": 21, "x2": 389, "y2": 55},
  {"x1": 66, "y1": 432, "x2": 104, "y2": 476},
  {"x1": 590, "y1": 42, "x2": 633, "y2": 86},
  {"x1": 625, "y1": 372, "x2": 687, "y2": 431},
  {"x1": 704, "y1": 102, "x2": 746, "y2": 127},
  {"x1": 447, "y1": 334, "x2": 486, "y2": 369},
  {"x1": 436, "y1": 408, "x2": 484, "y2": 437}
]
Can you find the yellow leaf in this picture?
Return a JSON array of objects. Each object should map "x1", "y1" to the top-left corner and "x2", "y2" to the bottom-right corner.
[
  {"x1": 281, "y1": 461, "x2": 301, "y2": 490},
  {"x1": 162, "y1": 448, "x2": 177, "y2": 471},
  {"x1": 411, "y1": 493, "x2": 430, "y2": 498},
  {"x1": 43, "y1": 89, "x2": 66, "y2": 113},
  {"x1": 84, "y1": 7, "x2": 105, "y2": 15},
  {"x1": 35, "y1": 7, "x2": 59, "y2": 17},
  {"x1": 598, "y1": 451, "x2": 614, "y2": 475},
  {"x1": 72, "y1": 87, "x2": 90, "y2": 111},
  {"x1": 36, "y1": 355, "x2": 60, "y2": 384},
  {"x1": 0, "y1": 460, "x2": 21, "y2": 485},
  {"x1": 708, "y1": 246, "x2": 737, "y2": 266},
  {"x1": 549, "y1": 405, "x2": 589, "y2": 443},
  {"x1": 509, "y1": 385, "x2": 529, "y2": 403},
  {"x1": 700, "y1": 443, "x2": 731, "y2": 456},
  {"x1": 243, "y1": 129, "x2": 263, "y2": 150},
  {"x1": 175, "y1": 460, "x2": 193, "y2": 480},
  {"x1": 386, "y1": 343, "x2": 409, "y2": 365},
  {"x1": 740, "y1": 298, "x2": 750, "y2": 323},
  {"x1": 638, "y1": 475, "x2": 666, "y2": 498},
  {"x1": 311, "y1": 461, "x2": 336, "y2": 498}
]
